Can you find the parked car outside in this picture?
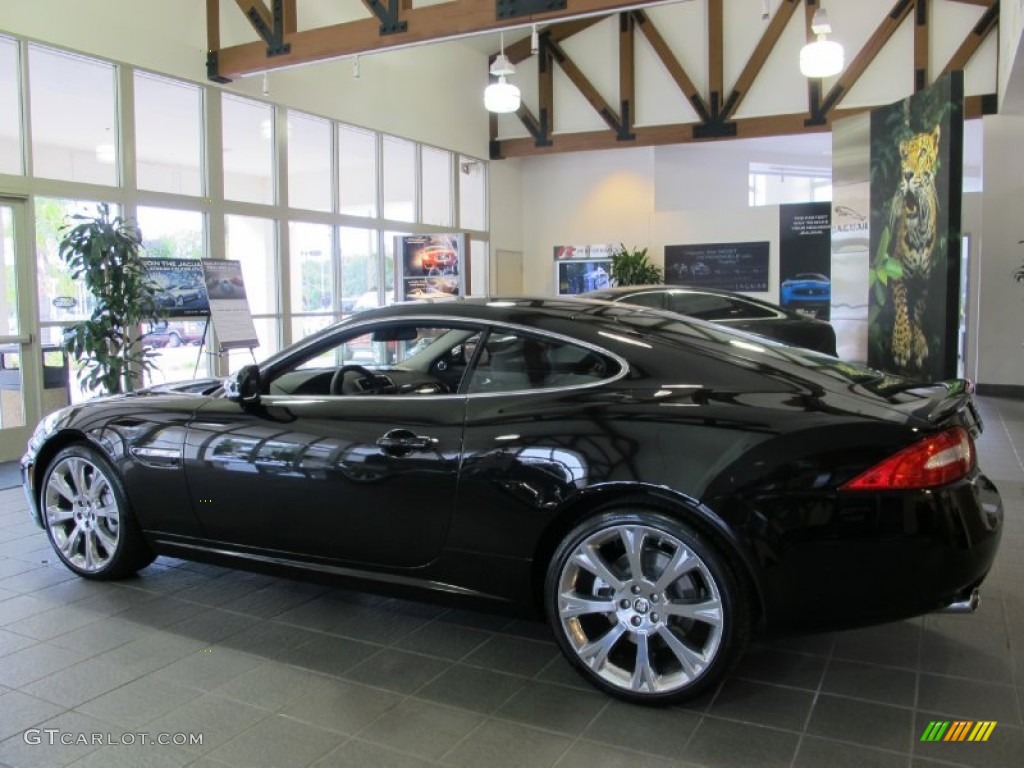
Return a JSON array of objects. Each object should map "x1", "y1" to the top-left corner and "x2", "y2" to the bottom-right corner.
[
  {"x1": 584, "y1": 284, "x2": 837, "y2": 355},
  {"x1": 22, "y1": 297, "x2": 1001, "y2": 705},
  {"x1": 140, "y1": 321, "x2": 205, "y2": 349}
]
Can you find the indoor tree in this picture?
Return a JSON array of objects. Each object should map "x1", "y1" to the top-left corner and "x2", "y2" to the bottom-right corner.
[
  {"x1": 58, "y1": 204, "x2": 164, "y2": 394},
  {"x1": 610, "y1": 244, "x2": 662, "y2": 286}
]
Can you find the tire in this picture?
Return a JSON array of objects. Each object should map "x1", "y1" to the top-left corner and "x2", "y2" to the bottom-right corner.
[
  {"x1": 40, "y1": 445, "x2": 155, "y2": 580},
  {"x1": 545, "y1": 508, "x2": 749, "y2": 705}
]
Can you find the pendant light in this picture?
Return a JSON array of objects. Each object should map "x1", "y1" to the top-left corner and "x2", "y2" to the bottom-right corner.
[
  {"x1": 485, "y1": 31, "x2": 520, "y2": 114},
  {"x1": 800, "y1": 7, "x2": 844, "y2": 79}
]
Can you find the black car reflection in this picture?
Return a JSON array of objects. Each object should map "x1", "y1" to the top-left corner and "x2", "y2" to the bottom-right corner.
[{"x1": 21, "y1": 297, "x2": 1001, "y2": 705}]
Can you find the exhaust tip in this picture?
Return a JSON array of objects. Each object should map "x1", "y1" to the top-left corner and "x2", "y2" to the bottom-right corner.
[{"x1": 935, "y1": 588, "x2": 980, "y2": 614}]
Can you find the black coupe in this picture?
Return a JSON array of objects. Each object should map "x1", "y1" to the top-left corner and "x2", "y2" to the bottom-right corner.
[
  {"x1": 583, "y1": 285, "x2": 838, "y2": 355},
  {"x1": 21, "y1": 298, "x2": 1001, "y2": 704}
]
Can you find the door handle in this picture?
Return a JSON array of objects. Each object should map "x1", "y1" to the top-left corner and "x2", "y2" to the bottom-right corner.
[{"x1": 376, "y1": 429, "x2": 438, "y2": 452}]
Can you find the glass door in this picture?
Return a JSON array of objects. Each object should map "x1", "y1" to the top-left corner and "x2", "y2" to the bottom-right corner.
[{"x1": 0, "y1": 199, "x2": 42, "y2": 461}]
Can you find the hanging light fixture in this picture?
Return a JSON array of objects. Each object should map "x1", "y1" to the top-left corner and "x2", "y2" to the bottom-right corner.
[
  {"x1": 484, "y1": 31, "x2": 520, "y2": 113},
  {"x1": 800, "y1": 7, "x2": 844, "y2": 78}
]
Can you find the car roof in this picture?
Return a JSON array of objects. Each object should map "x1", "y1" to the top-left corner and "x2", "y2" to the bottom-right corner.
[{"x1": 581, "y1": 285, "x2": 797, "y2": 315}]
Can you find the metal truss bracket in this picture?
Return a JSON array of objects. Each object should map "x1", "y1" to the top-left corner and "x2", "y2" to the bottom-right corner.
[
  {"x1": 692, "y1": 120, "x2": 737, "y2": 139},
  {"x1": 247, "y1": 0, "x2": 291, "y2": 56},
  {"x1": 206, "y1": 50, "x2": 232, "y2": 83},
  {"x1": 496, "y1": 0, "x2": 567, "y2": 21},
  {"x1": 364, "y1": 0, "x2": 409, "y2": 35}
]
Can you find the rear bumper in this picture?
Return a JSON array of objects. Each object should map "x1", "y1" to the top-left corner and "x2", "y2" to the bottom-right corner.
[{"x1": 754, "y1": 471, "x2": 1003, "y2": 631}]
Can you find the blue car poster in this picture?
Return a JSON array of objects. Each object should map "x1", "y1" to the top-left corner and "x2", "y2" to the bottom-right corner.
[
  {"x1": 779, "y1": 202, "x2": 832, "y2": 320},
  {"x1": 143, "y1": 258, "x2": 210, "y2": 317}
]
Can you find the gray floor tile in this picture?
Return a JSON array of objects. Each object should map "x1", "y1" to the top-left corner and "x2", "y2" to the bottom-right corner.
[
  {"x1": 149, "y1": 647, "x2": 263, "y2": 691},
  {"x1": 326, "y1": 603, "x2": 429, "y2": 646},
  {"x1": 392, "y1": 620, "x2": 491, "y2": 661},
  {"x1": 216, "y1": 619, "x2": 322, "y2": 659},
  {"x1": 806, "y1": 694, "x2": 914, "y2": 753},
  {"x1": 0, "y1": 689, "x2": 66, "y2": 741},
  {"x1": 684, "y1": 717, "x2": 800, "y2": 768},
  {"x1": 832, "y1": 621, "x2": 922, "y2": 670},
  {"x1": 462, "y1": 634, "x2": 559, "y2": 677},
  {"x1": 359, "y1": 698, "x2": 483, "y2": 761},
  {"x1": 0, "y1": 642, "x2": 93, "y2": 688},
  {"x1": 4, "y1": 604, "x2": 103, "y2": 641},
  {"x1": 495, "y1": 680, "x2": 607, "y2": 735},
  {"x1": 442, "y1": 719, "x2": 572, "y2": 768},
  {"x1": 279, "y1": 632, "x2": 380, "y2": 677},
  {"x1": 0, "y1": 594, "x2": 54, "y2": 625},
  {"x1": 821, "y1": 658, "x2": 918, "y2": 708},
  {"x1": 0, "y1": 709, "x2": 112, "y2": 768},
  {"x1": 78, "y1": 674, "x2": 203, "y2": 729},
  {"x1": 794, "y1": 735, "x2": 909, "y2": 768},
  {"x1": 342, "y1": 647, "x2": 451, "y2": 694},
  {"x1": 279, "y1": 678, "x2": 401, "y2": 734},
  {"x1": 92, "y1": 632, "x2": 205, "y2": 677},
  {"x1": 313, "y1": 738, "x2": 434, "y2": 768},
  {"x1": 0, "y1": 626, "x2": 34, "y2": 657},
  {"x1": 583, "y1": 700, "x2": 701, "y2": 759},
  {"x1": 415, "y1": 665, "x2": 525, "y2": 714},
  {"x1": 207, "y1": 713, "x2": 345, "y2": 768},
  {"x1": 916, "y1": 674, "x2": 1022, "y2": 726},
  {"x1": 64, "y1": 741, "x2": 197, "y2": 767},
  {"x1": 47, "y1": 616, "x2": 152, "y2": 655},
  {"x1": 557, "y1": 740, "x2": 694, "y2": 768},
  {"x1": 146, "y1": 692, "x2": 268, "y2": 755},
  {"x1": 21, "y1": 657, "x2": 141, "y2": 708},
  {"x1": 732, "y1": 646, "x2": 828, "y2": 690},
  {"x1": 708, "y1": 677, "x2": 815, "y2": 731},
  {"x1": 213, "y1": 661, "x2": 332, "y2": 710}
]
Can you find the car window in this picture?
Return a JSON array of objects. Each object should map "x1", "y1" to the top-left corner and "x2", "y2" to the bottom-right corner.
[
  {"x1": 620, "y1": 291, "x2": 665, "y2": 309},
  {"x1": 668, "y1": 292, "x2": 775, "y2": 320},
  {"x1": 465, "y1": 330, "x2": 619, "y2": 394},
  {"x1": 266, "y1": 323, "x2": 481, "y2": 396}
]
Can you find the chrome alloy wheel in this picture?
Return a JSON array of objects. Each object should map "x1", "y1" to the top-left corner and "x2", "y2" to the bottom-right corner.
[
  {"x1": 43, "y1": 456, "x2": 121, "y2": 573},
  {"x1": 556, "y1": 524, "x2": 724, "y2": 695}
]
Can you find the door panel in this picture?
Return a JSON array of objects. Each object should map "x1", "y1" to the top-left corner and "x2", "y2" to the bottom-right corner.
[{"x1": 184, "y1": 396, "x2": 465, "y2": 567}]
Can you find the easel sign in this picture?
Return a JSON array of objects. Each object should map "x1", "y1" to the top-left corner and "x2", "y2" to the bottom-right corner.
[{"x1": 200, "y1": 259, "x2": 258, "y2": 354}]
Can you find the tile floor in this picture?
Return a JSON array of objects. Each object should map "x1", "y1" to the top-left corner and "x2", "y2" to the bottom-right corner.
[{"x1": 0, "y1": 397, "x2": 1021, "y2": 768}]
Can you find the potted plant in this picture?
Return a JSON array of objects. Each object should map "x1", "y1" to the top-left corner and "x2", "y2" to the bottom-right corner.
[
  {"x1": 610, "y1": 244, "x2": 662, "y2": 286},
  {"x1": 58, "y1": 204, "x2": 164, "y2": 394}
]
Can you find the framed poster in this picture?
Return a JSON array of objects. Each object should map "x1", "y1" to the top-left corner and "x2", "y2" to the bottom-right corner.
[
  {"x1": 664, "y1": 242, "x2": 769, "y2": 292},
  {"x1": 396, "y1": 234, "x2": 466, "y2": 302},
  {"x1": 143, "y1": 258, "x2": 209, "y2": 317},
  {"x1": 779, "y1": 202, "x2": 832, "y2": 320},
  {"x1": 200, "y1": 259, "x2": 258, "y2": 350},
  {"x1": 556, "y1": 259, "x2": 612, "y2": 295}
]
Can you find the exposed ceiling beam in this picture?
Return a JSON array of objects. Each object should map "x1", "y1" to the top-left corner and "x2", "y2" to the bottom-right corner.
[
  {"x1": 548, "y1": 38, "x2": 623, "y2": 135},
  {"x1": 211, "y1": 0, "x2": 678, "y2": 81},
  {"x1": 235, "y1": 0, "x2": 273, "y2": 39},
  {"x1": 632, "y1": 9, "x2": 710, "y2": 123},
  {"x1": 707, "y1": 0, "x2": 724, "y2": 116},
  {"x1": 817, "y1": 0, "x2": 916, "y2": 118},
  {"x1": 619, "y1": 12, "x2": 635, "y2": 140},
  {"x1": 914, "y1": 0, "x2": 929, "y2": 91},
  {"x1": 493, "y1": 93, "x2": 996, "y2": 157},
  {"x1": 504, "y1": 17, "x2": 603, "y2": 65},
  {"x1": 941, "y1": 0, "x2": 998, "y2": 75},
  {"x1": 721, "y1": 0, "x2": 800, "y2": 120}
]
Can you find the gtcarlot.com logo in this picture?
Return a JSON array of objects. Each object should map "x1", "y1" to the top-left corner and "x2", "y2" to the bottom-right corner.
[
  {"x1": 920, "y1": 721, "x2": 997, "y2": 743},
  {"x1": 23, "y1": 729, "x2": 203, "y2": 747}
]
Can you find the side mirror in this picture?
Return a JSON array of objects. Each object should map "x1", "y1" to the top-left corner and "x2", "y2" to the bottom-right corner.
[{"x1": 225, "y1": 364, "x2": 261, "y2": 404}]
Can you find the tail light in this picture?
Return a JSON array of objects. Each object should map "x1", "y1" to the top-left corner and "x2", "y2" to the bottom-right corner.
[{"x1": 841, "y1": 426, "x2": 975, "y2": 491}]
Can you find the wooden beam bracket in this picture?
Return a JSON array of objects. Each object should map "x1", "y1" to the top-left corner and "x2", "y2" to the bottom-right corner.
[
  {"x1": 241, "y1": 0, "x2": 291, "y2": 56},
  {"x1": 362, "y1": 0, "x2": 408, "y2": 35},
  {"x1": 206, "y1": 50, "x2": 232, "y2": 84}
]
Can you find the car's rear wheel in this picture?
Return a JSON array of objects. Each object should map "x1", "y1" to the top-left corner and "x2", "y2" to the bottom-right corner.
[
  {"x1": 41, "y1": 445, "x2": 155, "y2": 580},
  {"x1": 546, "y1": 509, "x2": 748, "y2": 705}
]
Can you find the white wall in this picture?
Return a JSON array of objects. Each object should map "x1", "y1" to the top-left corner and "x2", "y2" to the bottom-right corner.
[{"x1": 977, "y1": 115, "x2": 1024, "y2": 388}]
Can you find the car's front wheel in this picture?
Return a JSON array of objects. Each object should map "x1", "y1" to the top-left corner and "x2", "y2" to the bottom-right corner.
[
  {"x1": 41, "y1": 445, "x2": 155, "y2": 580},
  {"x1": 546, "y1": 509, "x2": 748, "y2": 705}
]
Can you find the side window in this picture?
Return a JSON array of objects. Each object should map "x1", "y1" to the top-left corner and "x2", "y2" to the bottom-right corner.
[
  {"x1": 267, "y1": 323, "x2": 481, "y2": 396},
  {"x1": 667, "y1": 292, "x2": 735, "y2": 320},
  {"x1": 466, "y1": 331, "x2": 619, "y2": 393},
  {"x1": 726, "y1": 298, "x2": 776, "y2": 319},
  {"x1": 621, "y1": 291, "x2": 665, "y2": 309}
]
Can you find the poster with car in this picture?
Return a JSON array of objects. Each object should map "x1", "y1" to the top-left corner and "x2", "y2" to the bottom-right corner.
[
  {"x1": 556, "y1": 259, "x2": 613, "y2": 295},
  {"x1": 143, "y1": 258, "x2": 210, "y2": 317},
  {"x1": 779, "y1": 202, "x2": 832, "y2": 320},
  {"x1": 553, "y1": 244, "x2": 616, "y2": 260},
  {"x1": 397, "y1": 234, "x2": 466, "y2": 301},
  {"x1": 200, "y1": 259, "x2": 259, "y2": 350},
  {"x1": 664, "y1": 242, "x2": 769, "y2": 292}
]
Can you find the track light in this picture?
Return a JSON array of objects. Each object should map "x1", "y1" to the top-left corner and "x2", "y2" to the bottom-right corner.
[
  {"x1": 761, "y1": 0, "x2": 769, "y2": 21},
  {"x1": 261, "y1": 72, "x2": 269, "y2": 95},
  {"x1": 353, "y1": 54, "x2": 360, "y2": 80},
  {"x1": 531, "y1": 24, "x2": 539, "y2": 55}
]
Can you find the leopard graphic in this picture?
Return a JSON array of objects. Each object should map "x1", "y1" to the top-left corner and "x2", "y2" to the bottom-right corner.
[{"x1": 888, "y1": 124, "x2": 940, "y2": 371}]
